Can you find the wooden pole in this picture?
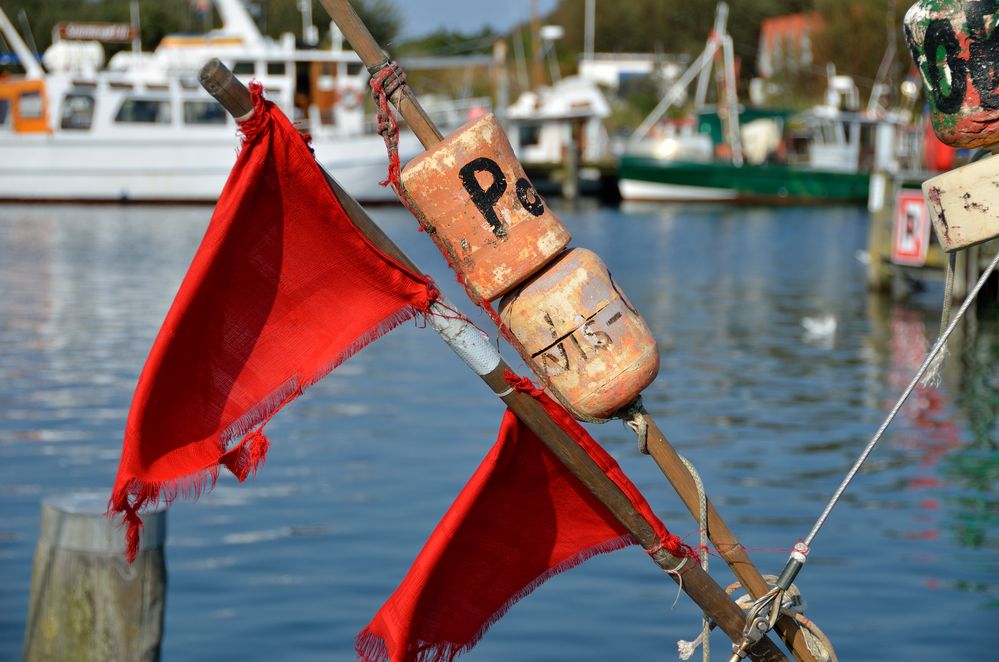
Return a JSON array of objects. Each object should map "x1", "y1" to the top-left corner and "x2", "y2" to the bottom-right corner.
[
  {"x1": 199, "y1": 59, "x2": 787, "y2": 662},
  {"x1": 315, "y1": 4, "x2": 821, "y2": 660},
  {"x1": 643, "y1": 418, "x2": 818, "y2": 660},
  {"x1": 22, "y1": 492, "x2": 166, "y2": 661}
]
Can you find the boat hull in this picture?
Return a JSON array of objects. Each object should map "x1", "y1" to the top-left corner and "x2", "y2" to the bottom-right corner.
[
  {"x1": 618, "y1": 155, "x2": 870, "y2": 203},
  {"x1": 0, "y1": 132, "x2": 417, "y2": 204}
]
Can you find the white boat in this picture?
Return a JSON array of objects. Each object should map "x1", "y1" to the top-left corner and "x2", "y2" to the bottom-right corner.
[{"x1": 0, "y1": 0, "x2": 471, "y2": 204}]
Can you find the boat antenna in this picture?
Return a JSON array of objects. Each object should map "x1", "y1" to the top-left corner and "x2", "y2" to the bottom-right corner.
[
  {"x1": 0, "y1": 6, "x2": 44, "y2": 79},
  {"x1": 16, "y1": 9, "x2": 39, "y2": 60},
  {"x1": 583, "y1": 0, "x2": 596, "y2": 61},
  {"x1": 867, "y1": 0, "x2": 898, "y2": 115},
  {"x1": 130, "y1": 0, "x2": 142, "y2": 54},
  {"x1": 214, "y1": 0, "x2": 265, "y2": 47}
]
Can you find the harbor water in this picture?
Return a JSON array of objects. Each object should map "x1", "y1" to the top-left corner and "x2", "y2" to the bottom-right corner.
[{"x1": 1, "y1": 202, "x2": 996, "y2": 660}]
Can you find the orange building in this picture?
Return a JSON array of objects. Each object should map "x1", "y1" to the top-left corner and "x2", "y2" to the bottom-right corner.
[{"x1": 757, "y1": 13, "x2": 824, "y2": 79}]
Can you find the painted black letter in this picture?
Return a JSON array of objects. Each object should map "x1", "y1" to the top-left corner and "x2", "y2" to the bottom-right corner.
[
  {"x1": 459, "y1": 157, "x2": 507, "y2": 237},
  {"x1": 516, "y1": 178, "x2": 545, "y2": 216},
  {"x1": 967, "y1": 1, "x2": 999, "y2": 109},
  {"x1": 922, "y1": 19, "x2": 968, "y2": 114}
]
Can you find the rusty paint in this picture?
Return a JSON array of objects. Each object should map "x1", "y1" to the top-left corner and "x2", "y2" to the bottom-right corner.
[
  {"x1": 499, "y1": 248, "x2": 659, "y2": 420},
  {"x1": 926, "y1": 185, "x2": 953, "y2": 245},
  {"x1": 905, "y1": 0, "x2": 999, "y2": 148},
  {"x1": 401, "y1": 113, "x2": 571, "y2": 302}
]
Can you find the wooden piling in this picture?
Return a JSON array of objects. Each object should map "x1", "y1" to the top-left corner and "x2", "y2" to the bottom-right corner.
[{"x1": 22, "y1": 492, "x2": 166, "y2": 662}]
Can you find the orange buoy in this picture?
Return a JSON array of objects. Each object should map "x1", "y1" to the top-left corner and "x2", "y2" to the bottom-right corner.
[
  {"x1": 400, "y1": 113, "x2": 571, "y2": 302},
  {"x1": 499, "y1": 248, "x2": 659, "y2": 420}
]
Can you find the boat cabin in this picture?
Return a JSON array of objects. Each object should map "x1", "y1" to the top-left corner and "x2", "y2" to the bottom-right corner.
[{"x1": 0, "y1": 78, "x2": 49, "y2": 134}]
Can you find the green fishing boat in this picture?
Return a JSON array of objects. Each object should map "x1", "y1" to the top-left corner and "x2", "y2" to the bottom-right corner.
[
  {"x1": 618, "y1": 144, "x2": 872, "y2": 204},
  {"x1": 618, "y1": 3, "x2": 912, "y2": 205}
]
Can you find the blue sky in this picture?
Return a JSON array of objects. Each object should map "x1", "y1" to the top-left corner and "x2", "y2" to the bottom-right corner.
[{"x1": 396, "y1": 0, "x2": 558, "y2": 38}]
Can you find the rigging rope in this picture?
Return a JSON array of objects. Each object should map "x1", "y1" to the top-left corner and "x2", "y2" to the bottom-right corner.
[
  {"x1": 920, "y1": 251, "x2": 957, "y2": 387},
  {"x1": 800, "y1": 249, "x2": 999, "y2": 552}
]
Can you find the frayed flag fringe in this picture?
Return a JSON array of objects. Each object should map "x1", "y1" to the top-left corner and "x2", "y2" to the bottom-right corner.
[
  {"x1": 354, "y1": 534, "x2": 635, "y2": 662},
  {"x1": 108, "y1": 302, "x2": 428, "y2": 563}
]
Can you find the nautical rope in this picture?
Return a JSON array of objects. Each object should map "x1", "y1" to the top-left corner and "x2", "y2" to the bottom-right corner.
[
  {"x1": 663, "y1": 555, "x2": 690, "y2": 609},
  {"x1": 801, "y1": 249, "x2": 999, "y2": 550},
  {"x1": 621, "y1": 397, "x2": 650, "y2": 453},
  {"x1": 369, "y1": 60, "x2": 420, "y2": 221},
  {"x1": 678, "y1": 576, "x2": 837, "y2": 662},
  {"x1": 920, "y1": 251, "x2": 956, "y2": 387},
  {"x1": 726, "y1": 578, "x2": 835, "y2": 662},
  {"x1": 675, "y1": 454, "x2": 710, "y2": 662}
]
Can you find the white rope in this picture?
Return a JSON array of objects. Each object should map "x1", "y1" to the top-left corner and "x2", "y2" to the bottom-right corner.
[
  {"x1": 802, "y1": 248, "x2": 999, "y2": 549},
  {"x1": 663, "y1": 556, "x2": 689, "y2": 609},
  {"x1": 622, "y1": 397, "x2": 650, "y2": 454},
  {"x1": 726, "y1": 577, "x2": 835, "y2": 662},
  {"x1": 921, "y1": 251, "x2": 956, "y2": 387},
  {"x1": 675, "y1": 455, "x2": 711, "y2": 662}
]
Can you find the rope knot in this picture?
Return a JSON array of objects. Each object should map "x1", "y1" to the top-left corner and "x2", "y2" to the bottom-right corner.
[{"x1": 621, "y1": 397, "x2": 649, "y2": 454}]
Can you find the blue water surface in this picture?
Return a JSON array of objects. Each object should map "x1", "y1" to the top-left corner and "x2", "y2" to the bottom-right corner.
[{"x1": 0, "y1": 201, "x2": 996, "y2": 660}]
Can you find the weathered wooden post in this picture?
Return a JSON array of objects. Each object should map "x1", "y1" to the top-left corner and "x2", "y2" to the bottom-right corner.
[{"x1": 22, "y1": 492, "x2": 166, "y2": 662}]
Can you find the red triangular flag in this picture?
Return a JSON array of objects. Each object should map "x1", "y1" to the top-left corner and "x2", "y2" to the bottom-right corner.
[
  {"x1": 357, "y1": 377, "x2": 695, "y2": 662},
  {"x1": 109, "y1": 85, "x2": 433, "y2": 560}
]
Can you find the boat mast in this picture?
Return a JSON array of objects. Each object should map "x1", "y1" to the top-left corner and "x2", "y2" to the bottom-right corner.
[
  {"x1": 628, "y1": 2, "x2": 729, "y2": 149},
  {"x1": 129, "y1": 0, "x2": 142, "y2": 53},
  {"x1": 213, "y1": 0, "x2": 265, "y2": 47},
  {"x1": 583, "y1": 0, "x2": 595, "y2": 61},
  {"x1": 0, "y1": 6, "x2": 44, "y2": 79},
  {"x1": 720, "y1": 21, "x2": 743, "y2": 165}
]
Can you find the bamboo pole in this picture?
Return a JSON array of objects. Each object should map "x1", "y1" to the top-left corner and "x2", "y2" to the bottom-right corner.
[
  {"x1": 314, "y1": 3, "x2": 819, "y2": 660},
  {"x1": 199, "y1": 58, "x2": 787, "y2": 662}
]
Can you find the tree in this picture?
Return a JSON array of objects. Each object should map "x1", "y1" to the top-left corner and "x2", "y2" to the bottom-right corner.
[
  {"x1": 812, "y1": 0, "x2": 909, "y2": 103},
  {"x1": 0, "y1": 0, "x2": 401, "y2": 54}
]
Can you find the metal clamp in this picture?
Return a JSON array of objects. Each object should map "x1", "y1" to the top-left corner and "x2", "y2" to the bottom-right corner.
[{"x1": 727, "y1": 587, "x2": 784, "y2": 662}]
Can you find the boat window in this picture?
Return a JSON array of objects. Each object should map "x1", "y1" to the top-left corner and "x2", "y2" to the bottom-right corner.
[
  {"x1": 18, "y1": 91, "x2": 44, "y2": 119},
  {"x1": 519, "y1": 124, "x2": 542, "y2": 147},
  {"x1": 183, "y1": 100, "x2": 226, "y2": 125},
  {"x1": 267, "y1": 62, "x2": 286, "y2": 76},
  {"x1": 346, "y1": 63, "x2": 363, "y2": 76},
  {"x1": 233, "y1": 61, "x2": 255, "y2": 75},
  {"x1": 115, "y1": 98, "x2": 171, "y2": 124},
  {"x1": 0, "y1": 99, "x2": 9, "y2": 129},
  {"x1": 60, "y1": 93, "x2": 96, "y2": 130}
]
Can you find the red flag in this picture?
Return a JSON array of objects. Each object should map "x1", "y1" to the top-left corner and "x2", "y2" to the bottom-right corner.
[
  {"x1": 357, "y1": 376, "x2": 695, "y2": 662},
  {"x1": 109, "y1": 85, "x2": 433, "y2": 560}
]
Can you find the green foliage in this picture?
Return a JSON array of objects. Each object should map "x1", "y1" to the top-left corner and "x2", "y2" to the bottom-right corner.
[
  {"x1": 398, "y1": 26, "x2": 496, "y2": 56},
  {"x1": 0, "y1": 0, "x2": 401, "y2": 53},
  {"x1": 812, "y1": 0, "x2": 909, "y2": 102},
  {"x1": 0, "y1": 0, "x2": 196, "y2": 52},
  {"x1": 542, "y1": 0, "x2": 813, "y2": 79}
]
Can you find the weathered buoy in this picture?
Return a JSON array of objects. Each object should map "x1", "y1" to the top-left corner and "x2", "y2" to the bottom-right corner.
[
  {"x1": 904, "y1": 0, "x2": 999, "y2": 148},
  {"x1": 922, "y1": 153, "x2": 999, "y2": 251},
  {"x1": 499, "y1": 248, "x2": 659, "y2": 420},
  {"x1": 401, "y1": 113, "x2": 571, "y2": 302},
  {"x1": 22, "y1": 492, "x2": 166, "y2": 662}
]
